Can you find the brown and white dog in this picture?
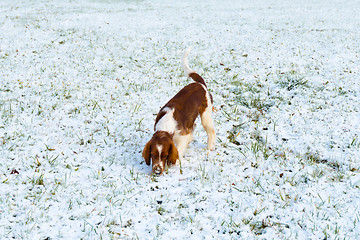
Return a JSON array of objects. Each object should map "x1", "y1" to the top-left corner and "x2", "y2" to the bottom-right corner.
[{"x1": 142, "y1": 48, "x2": 216, "y2": 175}]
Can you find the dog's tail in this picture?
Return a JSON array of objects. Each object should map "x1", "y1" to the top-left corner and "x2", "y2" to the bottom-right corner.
[
  {"x1": 182, "y1": 47, "x2": 207, "y2": 87},
  {"x1": 182, "y1": 47, "x2": 195, "y2": 77}
]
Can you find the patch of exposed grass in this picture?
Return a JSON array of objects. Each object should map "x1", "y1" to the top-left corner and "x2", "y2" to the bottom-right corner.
[{"x1": 276, "y1": 68, "x2": 309, "y2": 91}]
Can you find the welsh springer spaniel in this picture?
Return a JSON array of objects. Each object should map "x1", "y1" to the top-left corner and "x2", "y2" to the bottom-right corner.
[{"x1": 142, "y1": 48, "x2": 216, "y2": 175}]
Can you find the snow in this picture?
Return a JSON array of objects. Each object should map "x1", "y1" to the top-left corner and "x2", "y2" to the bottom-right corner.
[{"x1": 1, "y1": 0, "x2": 360, "y2": 239}]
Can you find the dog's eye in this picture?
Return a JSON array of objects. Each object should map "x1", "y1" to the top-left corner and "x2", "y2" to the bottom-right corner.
[{"x1": 161, "y1": 155, "x2": 168, "y2": 159}]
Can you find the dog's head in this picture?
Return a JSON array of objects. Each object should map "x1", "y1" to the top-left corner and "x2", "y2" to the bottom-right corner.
[{"x1": 142, "y1": 131, "x2": 179, "y2": 175}]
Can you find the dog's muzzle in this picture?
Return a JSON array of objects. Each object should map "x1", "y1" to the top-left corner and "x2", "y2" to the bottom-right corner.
[{"x1": 152, "y1": 164, "x2": 163, "y2": 175}]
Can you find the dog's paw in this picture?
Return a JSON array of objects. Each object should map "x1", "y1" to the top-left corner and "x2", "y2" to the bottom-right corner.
[{"x1": 207, "y1": 143, "x2": 215, "y2": 151}]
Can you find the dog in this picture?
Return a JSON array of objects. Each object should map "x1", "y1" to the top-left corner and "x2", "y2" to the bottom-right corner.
[{"x1": 142, "y1": 48, "x2": 216, "y2": 175}]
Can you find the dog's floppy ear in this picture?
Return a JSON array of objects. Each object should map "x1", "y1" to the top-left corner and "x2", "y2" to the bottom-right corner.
[
  {"x1": 142, "y1": 140, "x2": 152, "y2": 165},
  {"x1": 167, "y1": 141, "x2": 179, "y2": 165}
]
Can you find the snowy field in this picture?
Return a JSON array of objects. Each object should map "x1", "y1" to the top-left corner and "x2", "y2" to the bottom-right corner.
[{"x1": 1, "y1": 0, "x2": 360, "y2": 239}]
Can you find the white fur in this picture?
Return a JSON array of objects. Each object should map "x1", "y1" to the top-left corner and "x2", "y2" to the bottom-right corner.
[
  {"x1": 173, "y1": 133, "x2": 193, "y2": 159},
  {"x1": 182, "y1": 47, "x2": 195, "y2": 78},
  {"x1": 201, "y1": 107, "x2": 216, "y2": 150},
  {"x1": 156, "y1": 145, "x2": 163, "y2": 158},
  {"x1": 153, "y1": 145, "x2": 164, "y2": 174},
  {"x1": 200, "y1": 85, "x2": 216, "y2": 150},
  {"x1": 155, "y1": 107, "x2": 178, "y2": 134}
]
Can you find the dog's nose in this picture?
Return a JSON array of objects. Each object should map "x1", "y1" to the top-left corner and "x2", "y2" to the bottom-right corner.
[{"x1": 153, "y1": 165, "x2": 162, "y2": 175}]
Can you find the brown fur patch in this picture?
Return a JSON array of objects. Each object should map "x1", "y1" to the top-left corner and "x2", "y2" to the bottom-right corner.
[
  {"x1": 155, "y1": 83, "x2": 210, "y2": 135},
  {"x1": 189, "y1": 72, "x2": 206, "y2": 87}
]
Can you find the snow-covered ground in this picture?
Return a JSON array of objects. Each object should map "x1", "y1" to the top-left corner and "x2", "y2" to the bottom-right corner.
[{"x1": 1, "y1": 0, "x2": 359, "y2": 239}]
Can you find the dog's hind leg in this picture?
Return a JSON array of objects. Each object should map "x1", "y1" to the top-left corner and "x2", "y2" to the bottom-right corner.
[{"x1": 200, "y1": 106, "x2": 216, "y2": 150}]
